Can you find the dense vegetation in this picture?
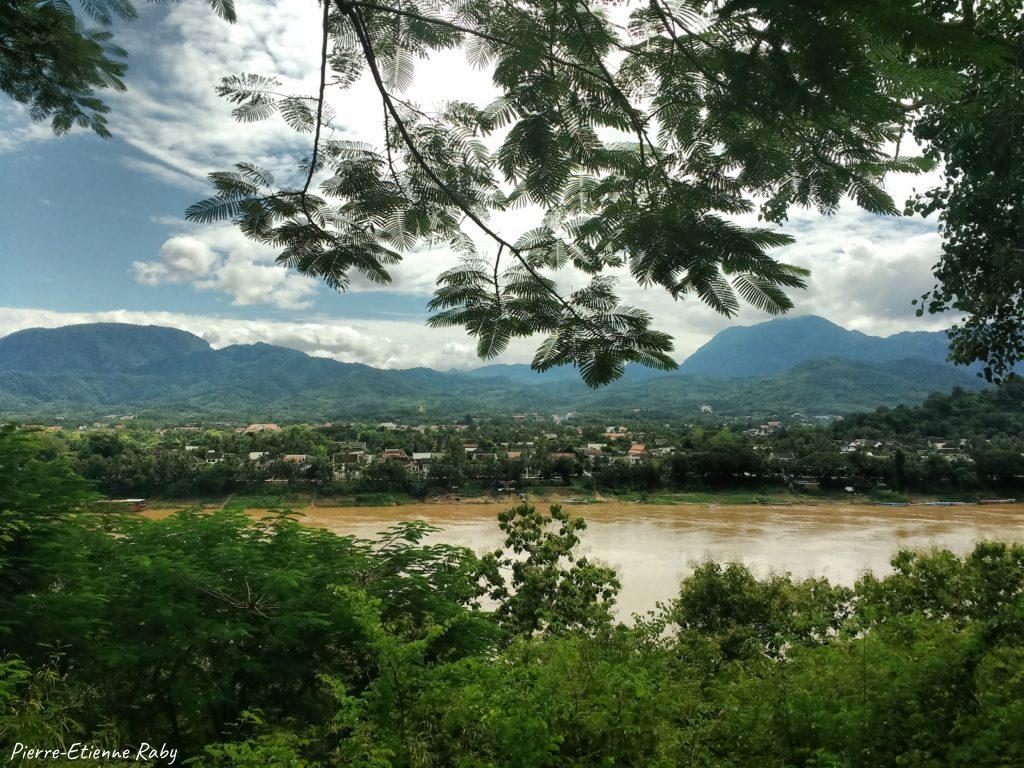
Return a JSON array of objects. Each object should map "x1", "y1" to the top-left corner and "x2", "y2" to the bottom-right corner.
[
  {"x1": 910, "y1": 0, "x2": 1024, "y2": 381},
  {"x1": 2, "y1": 424, "x2": 1024, "y2": 766},
  {"x1": 839, "y1": 379, "x2": 1024, "y2": 440}
]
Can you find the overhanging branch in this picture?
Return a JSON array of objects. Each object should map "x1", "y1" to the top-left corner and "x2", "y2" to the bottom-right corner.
[{"x1": 335, "y1": 0, "x2": 611, "y2": 340}]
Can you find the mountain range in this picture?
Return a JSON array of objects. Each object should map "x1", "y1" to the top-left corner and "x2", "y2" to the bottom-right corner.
[
  {"x1": 676, "y1": 315, "x2": 959, "y2": 378},
  {"x1": 0, "y1": 316, "x2": 985, "y2": 420}
]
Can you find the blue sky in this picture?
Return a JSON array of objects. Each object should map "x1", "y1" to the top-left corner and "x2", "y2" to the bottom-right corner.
[
  {"x1": 0, "y1": 96, "x2": 428, "y2": 321},
  {"x1": 0, "y1": 0, "x2": 953, "y2": 370}
]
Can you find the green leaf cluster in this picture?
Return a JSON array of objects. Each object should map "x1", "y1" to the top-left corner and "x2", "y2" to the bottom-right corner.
[
  {"x1": 0, "y1": 0, "x2": 234, "y2": 136},
  {"x1": 908, "y1": 2, "x2": 1024, "y2": 382}
]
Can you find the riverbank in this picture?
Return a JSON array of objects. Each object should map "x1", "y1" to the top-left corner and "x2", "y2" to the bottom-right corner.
[{"x1": 141, "y1": 484, "x2": 1019, "y2": 514}]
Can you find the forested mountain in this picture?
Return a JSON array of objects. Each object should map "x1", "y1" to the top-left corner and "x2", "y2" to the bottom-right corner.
[
  {"x1": 469, "y1": 315, "x2": 967, "y2": 382},
  {"x1": 676, "y1": 315, "x2": 959, "y2": 378},
  {"x1": 583, "y1": 357, "x2": 984, "y2": 415},
  {"x1": 0, "y1": 322, "x2": 985, "y2": 419},
  {"x1": 837, "y1": 377, "x2": 1024, "y2": 439},
  {"x1": 0, "y1": 323, "x2": 210, "y2": 373}
]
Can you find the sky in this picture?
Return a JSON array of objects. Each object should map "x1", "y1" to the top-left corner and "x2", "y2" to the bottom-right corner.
[{"x1": 0, "y1": 0, "x2": 954, "y2": 370}]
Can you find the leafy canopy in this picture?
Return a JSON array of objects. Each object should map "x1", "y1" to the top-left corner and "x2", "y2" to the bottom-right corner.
[
  {"x1": 478, "y1": 502, "x2": 620, "y2": 638},
  {"x1": 909, "y1": 2, "x2": 1024, "y2": 382},
  {"x1": 189, "y1": 0, "x2": 973, "y2": 386},
  {"x1": 0, "y1": 424, "x2": 97, "y2": 628},
  {"x1": 0, "y1": 0, "x2": 234, "y2": 136}
]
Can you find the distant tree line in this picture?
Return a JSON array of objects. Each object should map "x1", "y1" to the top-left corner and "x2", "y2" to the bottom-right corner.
[{"x1": 47, "y1": 379, "x2": 1024, "y2": 500}]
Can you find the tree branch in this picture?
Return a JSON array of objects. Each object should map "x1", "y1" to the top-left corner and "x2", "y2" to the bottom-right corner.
[
  {"x1": 564, "y1": 1, "x2": 656, "y2": 168},
  {"x1": 299, "y1": 0, "x2": 332, "y2": 229},
  {"x1": 647, "y1": 0, "x2": 728, "y2": 89},
  {"x1": 337, "y1": 0, "x2": 607, "y2": 338}
]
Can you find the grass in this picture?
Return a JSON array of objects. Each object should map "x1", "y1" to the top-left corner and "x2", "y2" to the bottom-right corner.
[
  {"x1": 864, "y1": 489, "x2": 911, "y2": 503},
  {"x1": 153, "y1": 490, "x2": 425, "y2": 512},
  {"x1": 221, "y1": 492, "x2": 309, "y2": 510}
]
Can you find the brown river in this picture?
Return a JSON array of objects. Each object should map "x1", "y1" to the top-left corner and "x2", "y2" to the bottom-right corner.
[
  {"x1": 300, "y1": 500, "x2": 1024, "y2": 618},
  {"x1": 150, "y1": 499, "x2": 1024, "y2": 619}
]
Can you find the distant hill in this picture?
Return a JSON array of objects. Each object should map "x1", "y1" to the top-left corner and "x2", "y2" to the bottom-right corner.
[
  {"x1": 0, "y1": 321, "x2": 986, "y2": 419},
  {"x1": 0, "y1": 323, "x2": 211, "y2": 373},
  {"x1": 677, "y1": 315, "x2": 958, "y2": 378}
]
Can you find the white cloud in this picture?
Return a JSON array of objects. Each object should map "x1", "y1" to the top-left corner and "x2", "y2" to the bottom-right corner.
[
  {"x1": 133, "y1": 231, "x2": 318, "y2": 309},
  {"x1": 197, "y1": 255, "x2": 317, "y2": 309},
  {"x1": 130, "y1": 261, "x2": 169, "y2": 286},
  {"x1": 133, "y1": 236, "x2": 218, "y2": 285},
  {"x1": 783, "y1": 227, "x2": 950, "y2": 335},
  {"x1": 0, "y1": 104, "x2": 58, "y2": 154}
]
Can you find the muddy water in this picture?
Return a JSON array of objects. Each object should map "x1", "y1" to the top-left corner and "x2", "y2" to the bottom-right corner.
[
  {"x1": 283, "y1": 500, "x2": 1024, "y2": 618},
  {"x1": 147, "y1": 500, "x2": 1024, "y2": 618}
]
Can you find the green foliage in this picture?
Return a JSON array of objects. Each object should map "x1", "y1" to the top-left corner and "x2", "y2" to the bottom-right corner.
[
  {"x1": 671, "y1": 561, "x2": 851, "y2": 660},
  {"x1": 909, "y1": 2, "x2": 1024, "y2": 382},
  {"x1": 0, "y1": 0, "x2": 233, "y2": 137},
  {"x1": 193, "y1": 715, "x2": 312, "y2": 768},
  {"x1": 207, "y1": 545, "x2": 1024, "y2": 767},
  {"x1": 3, "y1": 507, "x2": 492, "y2": 755},
  {"x1": 191, "y1": 0, "x2": 990, "y2": 386},
  {"x1": 0, "y1": 425, "x2": 97, "y2": 634},
  {"x1": 838, "y1": 378, "x2": 1024, "y2": 439},
  {"x1": 479, "y1": 503, "x2": 620, "y2": 638}
]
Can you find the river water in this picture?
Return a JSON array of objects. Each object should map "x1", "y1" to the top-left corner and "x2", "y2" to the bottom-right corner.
[{"x1": 284, "y1": 500, "x2": 1024, "y2": 618}]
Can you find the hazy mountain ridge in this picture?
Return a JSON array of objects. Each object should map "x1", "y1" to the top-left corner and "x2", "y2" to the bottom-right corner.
[{"x1": 0, "y1": 319, "x2": 984, "y2": 419}]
